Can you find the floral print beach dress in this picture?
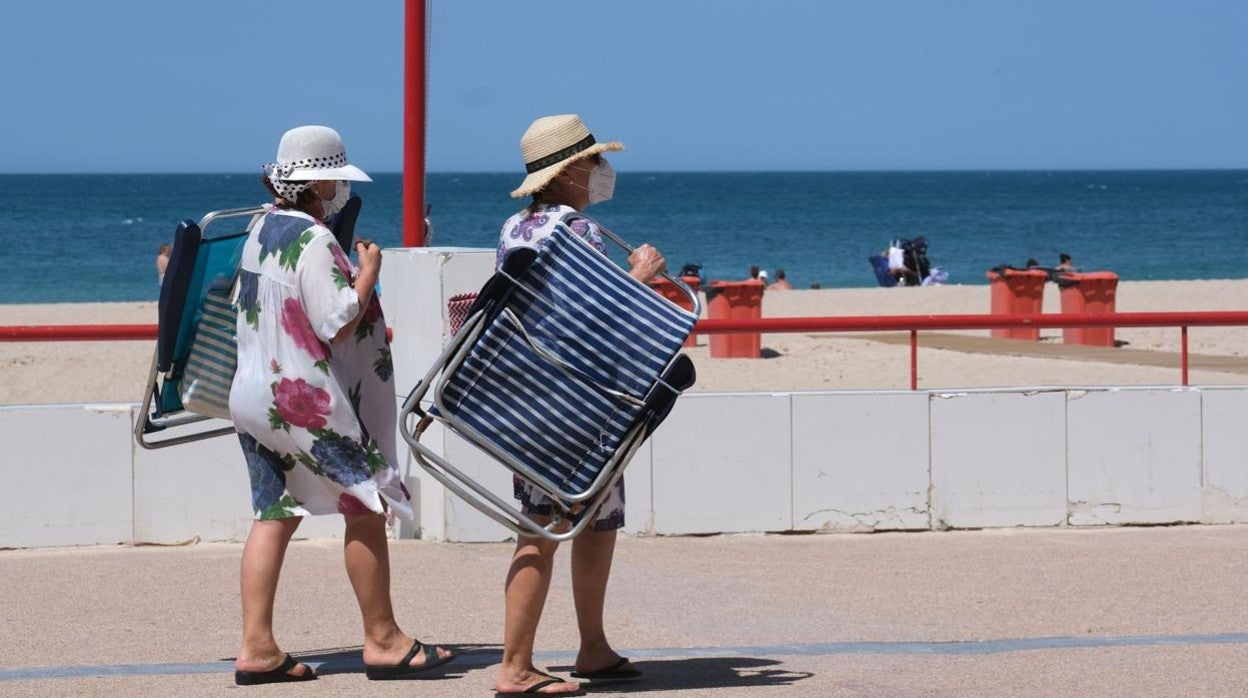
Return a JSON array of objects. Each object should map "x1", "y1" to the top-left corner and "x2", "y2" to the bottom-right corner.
[
  {"x1": 229, "y1": 208, "x2": 412, "y2": 521},
  {"x1": 497, "y1": 202, "x2": 624, "y2": 531}
]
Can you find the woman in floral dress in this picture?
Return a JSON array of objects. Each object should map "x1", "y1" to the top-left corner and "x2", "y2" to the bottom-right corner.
[{"x1": 228, "y1": 126, "x2": 453, "y2": 685}]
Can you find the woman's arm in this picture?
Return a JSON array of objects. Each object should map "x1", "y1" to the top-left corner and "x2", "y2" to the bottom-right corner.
[{"x1": 331, "y1": 240, "x2": 380, "y2": 343}]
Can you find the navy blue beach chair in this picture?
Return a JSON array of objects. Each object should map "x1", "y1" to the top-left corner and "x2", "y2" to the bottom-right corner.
[
  {"x1": 134, "y1": 206, "x2": 264, "y2": 449},
  {"x1": 399, "y1": 224, "x2": 699, "y2": 540}
]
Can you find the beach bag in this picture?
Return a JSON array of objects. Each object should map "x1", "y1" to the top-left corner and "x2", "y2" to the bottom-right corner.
[
  {"x1": 180, "y1": 283, "x2": 239, "y2": 420},
  {"x1": 447, "y1": 291, "x2": 479, "y2": 337},
  {"x1": 887, "y1": 244, "x2": 905, "y2": 271}
]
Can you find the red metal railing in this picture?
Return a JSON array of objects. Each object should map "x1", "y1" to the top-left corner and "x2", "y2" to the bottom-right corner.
[
  {"x1": 0, "y1": 324, "x2": 395, "y2": 344},
  {"x1": 4, "y1": 311, "x2": 1248, "y2": 389},
  {"x1": 695, "y1": 311, "x2": 1248, "y2": 389}
]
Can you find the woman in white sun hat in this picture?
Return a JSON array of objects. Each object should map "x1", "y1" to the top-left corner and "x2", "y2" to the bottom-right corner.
[
  {"x1": 228, "y1": 125, "x2": 454, "y2": 685},
  {"x1": 493, "y1": 114, "x2": 664, "y2": 696}
]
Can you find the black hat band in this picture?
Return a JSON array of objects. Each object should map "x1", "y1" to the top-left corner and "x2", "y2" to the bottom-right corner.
[{"x1": 525, "y1": 135, "x2": 597, "y2": 173}]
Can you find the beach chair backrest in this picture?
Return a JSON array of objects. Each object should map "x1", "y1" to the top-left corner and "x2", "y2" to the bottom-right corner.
[
  {"x1": 157, "y1": 219, "x2": 201, "y2": 374},
  {"x1": 156, "y1": 221, "x2": 250, "y2": 415},
  {"x1": 137, "y1": 207, "x2": 263, "y2": 448},
  {"x1": 436, "y1": 224, "x2": 697, "y2": 495}
]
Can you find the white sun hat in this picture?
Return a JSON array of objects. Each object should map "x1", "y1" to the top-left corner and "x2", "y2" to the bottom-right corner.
[
  {"x1": 511, "y1": 114, "x2": 622, "y2": 198},
  {"x1": 268, "y1": 125, "x2": 372, "y2": 182}
]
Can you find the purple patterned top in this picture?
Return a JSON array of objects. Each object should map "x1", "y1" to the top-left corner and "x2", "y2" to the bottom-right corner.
[{"x1": 496, "y1": 203, "x2": 607, "y2": 270}]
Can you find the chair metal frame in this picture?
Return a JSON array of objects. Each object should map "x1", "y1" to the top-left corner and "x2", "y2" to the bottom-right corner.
[
  {"x1": 134, "y1": 206, "x2": 265, "y2": 450},
  {"x1": 399, "y1": 225, "x2": 700, "y2": 541}
]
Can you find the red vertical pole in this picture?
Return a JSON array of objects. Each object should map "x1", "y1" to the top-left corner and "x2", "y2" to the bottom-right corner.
[
  {"x1": 1181, "y1": 325, "x2": 1189, "y2": 386},
  {"x1": 402, "y1": 0, "x2": 427, "y2": 247},
  {"x1": 910, "y1": 329, "x2": 918, "y2": 390}
]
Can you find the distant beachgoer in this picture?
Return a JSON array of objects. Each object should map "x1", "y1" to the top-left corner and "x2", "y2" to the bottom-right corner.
[
  {"x1": 770, "y1": 269, "x2": 793, "y2": 290},
  {"x1": 155, "y1": 244, "x2": 171, "y2": 285},
  {"x1": 758, "y1": 270, "x2": 769, "y2": 284},
  {"x1": 495, "y1": 113, "x2": 660, "y2": 696},
  {"x1": 810, "y1": 282, "x2": 822, "y2": 289},
  {"x1": 1056, "y1": 253, "x2": 1075, "y2": 272},
  {"x1": 228, "y1": 125, "x2": 454, "y2": 685},
  {"x1": 748, "y1": 265, "x2": 760, "y2": 280},
  {"x1": 678, "y1": 262, "x2": 706, "y2": 287},
  {"x1": 1025, "y1": 258, "x2": 1039, "y2": 269}
]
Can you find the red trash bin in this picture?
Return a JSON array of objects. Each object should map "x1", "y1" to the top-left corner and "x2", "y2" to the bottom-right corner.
[
  {"x1": 985, "y1": 269, "x2": 1049, "y2": 341},
  {"x1": 648, "y1": 276, "x2": 701, "y2": 347},
  {"x1": 1058, "y1": 272, "x2": 1119, "y2": 347},
  {"x1": 706, "y1": 280, "x2": 764, "y2": 358}
]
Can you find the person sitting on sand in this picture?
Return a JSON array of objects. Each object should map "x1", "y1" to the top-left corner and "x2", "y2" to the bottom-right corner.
[
  {"x1": 770, "y1": 269, "x2": 793, "y2": 290},
  {"x1": 155, "y1": 244, "x2": 171, "y2": 286}
]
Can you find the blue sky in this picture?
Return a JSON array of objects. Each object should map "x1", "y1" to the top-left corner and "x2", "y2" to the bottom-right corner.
[{"x1": 1, "y1": 0, "x2": 1244, "y2": 173}]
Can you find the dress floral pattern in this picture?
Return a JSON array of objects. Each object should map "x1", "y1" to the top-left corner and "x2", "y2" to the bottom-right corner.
[
  {"x1": 229, "y1": 208, "x2": 411, "y2": 521},
  {"x1": 498, "y1": 203, "x2": 624, "y2": 531}
]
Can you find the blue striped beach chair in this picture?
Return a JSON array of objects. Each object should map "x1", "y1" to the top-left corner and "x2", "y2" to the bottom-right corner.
[
  {"x1": 134, "y1": 207, "x2": 264, "y2": 449},
  {"x1": 399, "y1": 224, "x2": 700, "y2": 540}
]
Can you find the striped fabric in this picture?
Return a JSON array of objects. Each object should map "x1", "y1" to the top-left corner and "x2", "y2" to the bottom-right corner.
[
  {"x1": 180, "y1": 286, "x2": 238, "y2": 420},
  {"x1": 438, "y1": 225, "x2": 697, "y2": 497}
]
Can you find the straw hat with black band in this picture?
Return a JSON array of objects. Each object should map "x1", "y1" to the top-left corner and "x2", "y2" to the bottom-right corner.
[{"x1": 511, "y1": 114, "x2": 623, "y2": 199}]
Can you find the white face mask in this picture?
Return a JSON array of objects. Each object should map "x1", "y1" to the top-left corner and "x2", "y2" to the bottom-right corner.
[
  {"x1": 587, "y1": 159, "x2": 615, "y2": 204},
  {"x1": 318, "y1": 181, "x2": 350, "y2": 219}
]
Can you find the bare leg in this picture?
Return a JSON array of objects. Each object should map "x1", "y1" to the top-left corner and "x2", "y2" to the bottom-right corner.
[
  {"x1": 236, "y1": 517, "x2": 313, "y2": 677},
  {"x1": 343, "y1": 512, "x2": 452, "y2": 667},
  {"x1": 571, "y1": 527, "x2": 631, "y2": 673},
  {"x1": 495, "y1": 516, "x2": 581, "y2": 695}
]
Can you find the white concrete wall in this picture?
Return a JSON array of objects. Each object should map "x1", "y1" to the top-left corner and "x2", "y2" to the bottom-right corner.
[
  {"x1": 1202, "y1": 388, "x2": 1248, "y2": 523},
  {"x1": 652, "y1": 393, "x2": 793, "y2": 534},
  {"x1": 7, "y1": 385, "x2": 1248, "y2": 548},
  {"x1": 931, "y1": 391, "x2": 1068, "y2": 529},
  {"x1": 4, "y1": 248, "x2": 1248, "y2": 547},
  {"x1": 1067, "y1": 388, "x2": 1203, "y2": 525},
  {"x1": 790, "y1": 392, "x2": 930, "y2": 532},
  {"x1": 1, "y1": 405, "x2": 134, "y2": 547}
]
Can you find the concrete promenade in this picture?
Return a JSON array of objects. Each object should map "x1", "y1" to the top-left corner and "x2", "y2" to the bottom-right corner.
[{"x1": 3, "y1": 525, "x2": 1248, "y2": 697}]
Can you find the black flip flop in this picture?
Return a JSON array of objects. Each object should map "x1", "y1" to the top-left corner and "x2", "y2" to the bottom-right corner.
[
  {"x1": 234, "y1": 654, "x2": 317, "y2": 685},
  {"x1": 364, "y1": 638, "x2": 456, "y2": 680},
  {"x1": 570, "y1": 656, "x2": 642, "y2": 681},
  {"x1": 494, "y1": 674, "x2": 586, "y2": 696}
]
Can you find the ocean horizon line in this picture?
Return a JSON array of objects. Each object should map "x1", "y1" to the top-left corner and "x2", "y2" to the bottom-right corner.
[{"x1": 2, "y1": 167, "x2": 1246, "y2": 177}]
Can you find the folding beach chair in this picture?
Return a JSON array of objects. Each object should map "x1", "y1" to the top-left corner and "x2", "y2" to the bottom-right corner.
[
  {"x1": 134, "y1": 206, "x2": 264, "y2": 449},
  {"x1": 399, "y1": 224, "x2": 700, "y2": 541}
]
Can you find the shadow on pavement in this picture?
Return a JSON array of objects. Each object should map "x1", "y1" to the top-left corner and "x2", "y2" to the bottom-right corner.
[
  {"x1": 227, "y1": 646, "x2": 812, "y2": 692},
  {"x1": 546, "y1": 657, "x2": 814, "y2": 693}
]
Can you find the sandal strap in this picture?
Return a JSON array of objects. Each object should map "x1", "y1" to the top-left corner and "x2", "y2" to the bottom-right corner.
[
  {"x1": 276, "y1": 654, "x2": 301, "y2": 674},
  {"x1": 399, "y1": 639, "x2": 424, "y2": 668},
  {"x1": 526, "y1": 678, "x2": 563, "y2": 693}
]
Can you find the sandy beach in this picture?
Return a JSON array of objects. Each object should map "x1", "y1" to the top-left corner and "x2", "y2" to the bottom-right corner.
[{"x1": 2, "y1": 279, "x2": 1246, "y2": 406}]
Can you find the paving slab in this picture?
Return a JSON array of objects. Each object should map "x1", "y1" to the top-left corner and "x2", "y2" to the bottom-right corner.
[{"x1": 4, "y1": 526, "x2": 1248, "y2": 696}]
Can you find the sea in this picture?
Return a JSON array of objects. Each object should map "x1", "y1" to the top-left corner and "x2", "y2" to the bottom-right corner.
[{"x1": 1, "y1": 170, "x2": 1245, "y2": 304}]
